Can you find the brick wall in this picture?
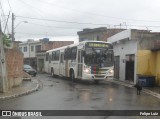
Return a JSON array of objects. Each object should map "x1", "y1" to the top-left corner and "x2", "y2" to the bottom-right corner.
[
  {"x1": 78, "y1": 28, "x2": 125, "y2": 42},
  {"x1": 42, "y1": 41, "x2": 74, "y2": 50},
  {"x1": 5, "y1": 42, "x2": 24, "y2": 88}
]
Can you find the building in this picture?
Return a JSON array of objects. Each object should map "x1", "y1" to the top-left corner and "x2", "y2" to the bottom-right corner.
[
  {"x1": 19, "y1": 38, "x2": 74, "y2": 71},
  {"x1": 77, "y1": 27, "x2": 125, "y2": 42},
  {"x1": 5, "y1": 41, "x2": 24, "y2": 89},
  {"x1": 108, "y1": 29, "x2": 160, "y2": 86}
]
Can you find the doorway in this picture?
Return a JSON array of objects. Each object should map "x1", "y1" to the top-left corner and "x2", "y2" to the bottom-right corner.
[
  {"x1": 59, "y1": 53, "x2": 64, "y2": 76},
  {"x1": 77, "y1": 50, "x2": 83, "y2": 78},
  {"x1": 125, "y1": 54, "x2": 135, "y2": 82}
]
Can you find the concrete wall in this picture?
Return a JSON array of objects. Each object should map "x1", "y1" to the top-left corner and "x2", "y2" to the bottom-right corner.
[
  {"x1": 137, "y1": 33, "x2": 160, "y2": 86},
  {"x1": 78, "y1": 28, "x2": 125, "y2": 42},
  {"x1": 137, "y1": 50, "x2": 156, "y2": 76},
  {"x1": 113, "y1": 40, "x2": 138, "y2": 82},
  {"x1": 155, "y1": 51, "x2": 160, "y2": 86},
  {"x1": 5, "y1": 42, "x2": 24, "y2": 88},
  {"x1": 137, "y1": 50, "x2": 160, "y2": 86}
]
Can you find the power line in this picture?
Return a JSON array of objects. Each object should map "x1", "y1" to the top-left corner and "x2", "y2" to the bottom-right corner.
[
  {"x1": 15, "y1": 15, "x2": 160, "y2": 29},
  {"x1": 0, "y1": 0, "x2": 9, "y2": 33},
  {"x1": 36, "y1": 0, "x2": 160, "y2": 23},
  {"x1": 16, "y1": 32, "x2": 71, "y2": 36},
  {"x1": 3, "y1": 11, "x2": 10, "y2": 33},
  {"x1": 19, "y1": 0, "x2": 160, "y2": 23},
  {"x1": 16, "y1": 15, "x2": 111, "y2": 26},
  {"x1": 7, "y1": 0, "x2": 12, "y2": 11},
  {"x1": 28, "y1": 22, "x2": 83, "y2": 29}
]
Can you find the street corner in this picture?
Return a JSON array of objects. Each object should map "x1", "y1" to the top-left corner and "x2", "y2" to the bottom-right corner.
[{"x1": 0, "y1": 77, "x2": 40, "y2": 101}]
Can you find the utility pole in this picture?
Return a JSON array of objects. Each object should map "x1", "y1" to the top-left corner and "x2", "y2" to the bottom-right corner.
[
  {"x1": 0, "y1": 21, "x2": 8, "y2": 92},
  {"x1": 12, "y1": 13, "x2": 15, "y2": 41}
]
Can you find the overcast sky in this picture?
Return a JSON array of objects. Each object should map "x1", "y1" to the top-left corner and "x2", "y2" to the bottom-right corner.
[{"x1": 1, "y1": 0, "x2": 160, "y2": 42}]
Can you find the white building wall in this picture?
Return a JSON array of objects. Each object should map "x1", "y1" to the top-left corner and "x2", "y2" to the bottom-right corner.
[
  {"x1": 19, "y1": 41, "x2": 42, "y2": 58},
  {"x1": 113, "y1": 40, "x2": 138, "y2": 82},
  {"x1": 108, "y1": 29, "x2": 139, "y2": 83},
  {"x1": 19, "y1": 44, "x2": 29, "y2": 58}
]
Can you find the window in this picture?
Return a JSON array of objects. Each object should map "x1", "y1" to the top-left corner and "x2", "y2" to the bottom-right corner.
[
  {"x1": 55, "y1": 50, "x2": 60, "y2": 60},
  {"x1": 46, "y1": 53, "x2": 49, "y2": 61},
  {"x1": 31, "y1": 46, "x2": 34, "y2": 52},
  {"x1": 19, "y1": 47, "x2": 22, "y2": 52},
  {"x1": 71, "y1": 47, "x2": 77, "y2": 60},
  {"x1": 36, "y1": 45, "x2": 41, "y2": 52},
  {"x1": 97, "y1": 35, "x2": 100, "y2": 41},
  {"x1": 24, "y1": 46, "x2": 27, "y2": 52},
  {"x1": 60, "y1": 53, "x2": 64, "y2": 63},
  {"x1": 64, "y1": 48, "x2": 71, "y2": 60},
  {"x1": 52, "y1": 50, "x2": 60, "y2": 61},
  {"x1": 52, "y1": 51, "x2": 56, "y2": 61}
]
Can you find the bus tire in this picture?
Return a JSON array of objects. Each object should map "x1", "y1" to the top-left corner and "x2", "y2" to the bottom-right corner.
[
  {"x1": 70, "y1": 70, "x2": 75, "y2": 82},
  {"x1": 51, "y1": 68, "x2": 54, "y2": 77}
]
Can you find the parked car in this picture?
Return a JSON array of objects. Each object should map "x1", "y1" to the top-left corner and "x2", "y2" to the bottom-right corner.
[{"x1": 23, "y1": 64, "x2": 37, "y2": 77}]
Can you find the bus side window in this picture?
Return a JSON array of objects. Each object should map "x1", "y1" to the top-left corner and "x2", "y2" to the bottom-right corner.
[
  {"x1": 46, "y1": 53, "x2": 49, "y2": 61},
  {"x1": 49, "y1": 54, "x2": 51, "y2": 63},
  {"x1": 64, "y1": 48, "x2": 71, "y2": 60},
  {"x1": 71, "y1": 47, "x2": 77, "y2": 61},
  {"x1": 55, "y1": 50, "x2": 60, "y2": 61},
  {"x1": 52, "y1": 51, "x2": 56, "y2": 61}
]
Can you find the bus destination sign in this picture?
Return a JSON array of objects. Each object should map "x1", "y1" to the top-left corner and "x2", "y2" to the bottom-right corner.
[{"x1": 86, "y1": 42, "x2": 110, "y2": 48}]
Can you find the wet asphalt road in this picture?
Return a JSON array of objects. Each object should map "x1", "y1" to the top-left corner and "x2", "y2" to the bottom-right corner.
[{"x1": 0, "y1": 74, "x2": 160, "y2": 119}]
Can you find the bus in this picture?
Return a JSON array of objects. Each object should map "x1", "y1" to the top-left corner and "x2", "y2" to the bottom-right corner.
[{"x1": 45, "y1": 41, "x2": 114, "y2": 83}]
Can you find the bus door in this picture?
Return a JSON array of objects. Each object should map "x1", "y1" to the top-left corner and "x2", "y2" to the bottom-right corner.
[
  {"x1": 77, "y1": 50, "x2": 83, "y2": 78},
  {"x1": 59, "y1": 52, "x2": 64, "y2": 76},
  {"x1": 48, "y1": 54, "x2": 51, "y2": 73}
]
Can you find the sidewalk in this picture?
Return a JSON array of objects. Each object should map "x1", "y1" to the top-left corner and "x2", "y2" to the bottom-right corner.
[
  {"x1": 107, "y1": 79, "x2": 160, "y2": 99},
  {"x1": 0, "y1": 78, "x2": 39, "y2": 100}
]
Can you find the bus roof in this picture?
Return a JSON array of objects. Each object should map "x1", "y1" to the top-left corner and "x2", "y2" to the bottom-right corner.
[{"x1": 46, "y1": 41, "x2": 112, "y2": 53}]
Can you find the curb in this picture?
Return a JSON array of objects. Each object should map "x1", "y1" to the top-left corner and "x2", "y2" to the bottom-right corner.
[
  {"x1": 106, "y1": 79, "x2": 160, "y2": 99},
  {"x1": 142, "y1": 89, "x2": 160, "y2": 99},
  {"x1": 0, "y1": 79, "x2": 40, "y2": 100},
  {"x1": 107, "y1": 79, "x2": 134, "y2": 88}
]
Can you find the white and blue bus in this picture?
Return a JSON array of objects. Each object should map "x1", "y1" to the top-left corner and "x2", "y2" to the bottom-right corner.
[{"x1": 45, "y1": 41, "x2": 114, "y2": 83}]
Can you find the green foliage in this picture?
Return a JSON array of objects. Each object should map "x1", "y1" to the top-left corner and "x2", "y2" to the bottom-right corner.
[{"x1": 3, "y1": 34, "x2": 11, "y2": 47}]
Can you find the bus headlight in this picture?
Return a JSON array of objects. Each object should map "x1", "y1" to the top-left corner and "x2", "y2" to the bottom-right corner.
[
  {"x1": 109, "y1": 69, "x2": 114, "y2": 74},
  {"x1": 107, "y1": 69, "x2": 114, "y2": 75},
  {"x1": 84, "y1": 68, "x2": 90, "y2": 73}
]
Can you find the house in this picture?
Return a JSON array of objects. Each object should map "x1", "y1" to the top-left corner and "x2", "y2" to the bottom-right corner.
[
  {"x1": 108, "y1": 29, "x2": 160, "y2": 86},
  {"x1": 77, "y1": 27, "x2": 125, "y2": 42},
  {"x1": 19, "y1": 38, "x2": 74, "y2": 72}
]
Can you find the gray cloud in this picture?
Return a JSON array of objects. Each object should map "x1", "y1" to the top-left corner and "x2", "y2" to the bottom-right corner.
[{"x1": 1, "y1": 0, "x2": 160, "y2": 41}]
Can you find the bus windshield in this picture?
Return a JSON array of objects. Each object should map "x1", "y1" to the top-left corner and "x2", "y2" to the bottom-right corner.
[{"x1": 84, "y1": 43, "x2": 114, "y2": 67}]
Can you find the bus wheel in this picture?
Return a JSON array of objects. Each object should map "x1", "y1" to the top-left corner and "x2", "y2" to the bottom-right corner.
[
  {"x1": 70, "y1": 70, "x2": 75, "y2": 82},
  {"x1": 51, "y1": 69, "x2": 54, "y2": 77},
  {"x1": 94, "y1": 80, "x2": 99, "y2": 84}
]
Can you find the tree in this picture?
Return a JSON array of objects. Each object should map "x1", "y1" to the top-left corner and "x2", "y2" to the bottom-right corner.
[{"x1": 2, "y1": 34, "x2": 11, "y2": 47}]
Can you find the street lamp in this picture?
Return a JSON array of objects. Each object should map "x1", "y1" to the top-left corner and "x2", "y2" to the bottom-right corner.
[
  {"x1": 12, "y1": 20, "x2": 28, "y2": 41},
  {"x1": 14, "y1": 21, "x2": 28, "y2": 29}
]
